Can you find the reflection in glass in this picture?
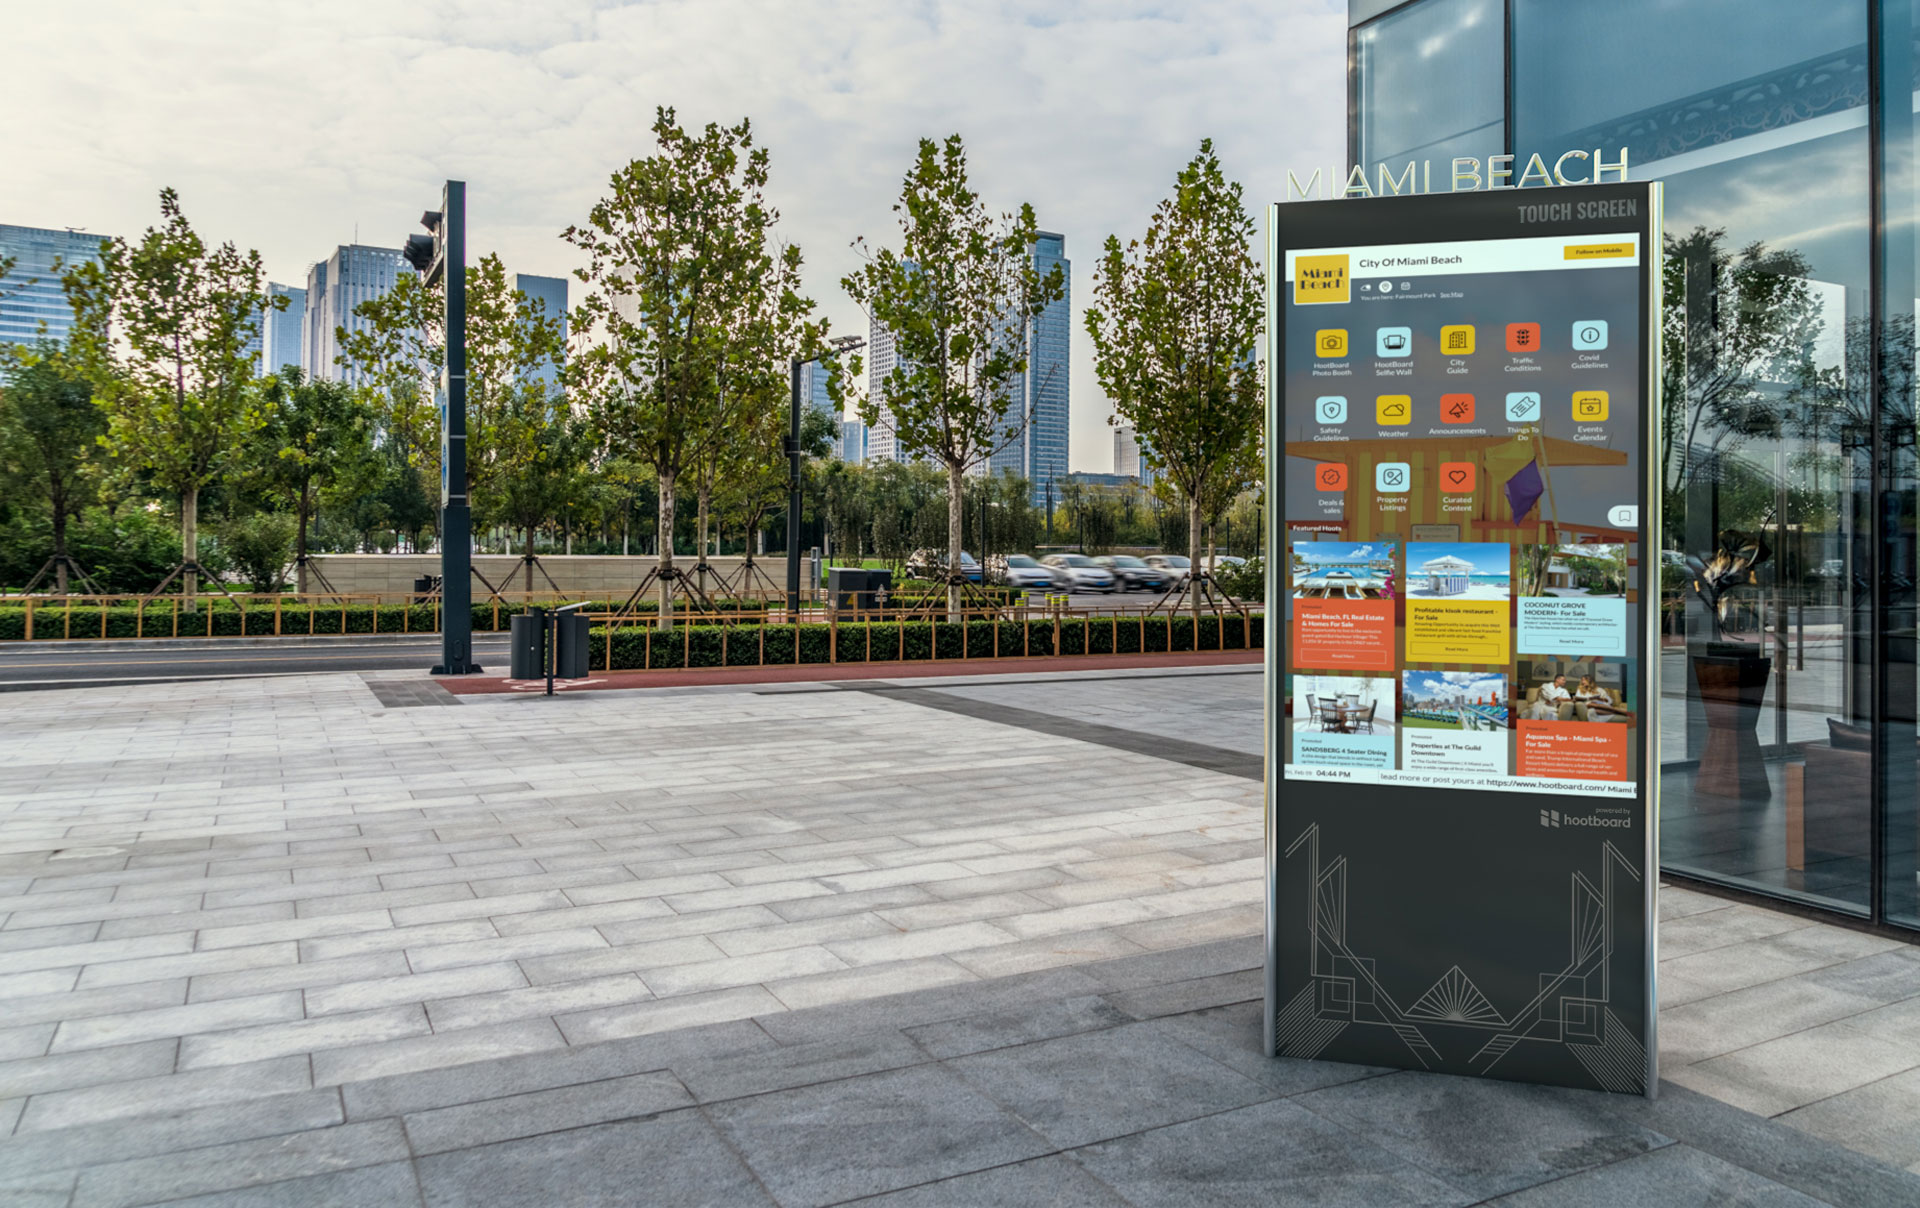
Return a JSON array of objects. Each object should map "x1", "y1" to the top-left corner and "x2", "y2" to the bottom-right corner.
[{"x1": 1352, "y1": 0, "x2": 1502, "y2": 175}]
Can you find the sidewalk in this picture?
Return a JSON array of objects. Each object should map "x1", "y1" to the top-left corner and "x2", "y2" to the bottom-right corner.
[{"x1": 0, "y1": 666, "x2": 1916, "y2": 1204}]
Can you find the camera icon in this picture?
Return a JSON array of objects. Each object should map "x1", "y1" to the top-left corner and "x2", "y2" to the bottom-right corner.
[
  {"x1": 1315, "y1": 329, "x2": 1349, "y2": 357},
  {"x1": 1315, "y1": 396, "x2": 1348, "y2": 425}
]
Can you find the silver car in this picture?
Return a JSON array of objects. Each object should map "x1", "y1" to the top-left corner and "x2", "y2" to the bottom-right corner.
[
  {"x1": 1144, "y1": 554, "x2": 1192, "y2": 587},
  {"x1": 995, "y1": 554, "x2": 1061, "y2": 591},
  {"x1": 1040, "y1": 554, "x2": 1117, "y2": 593}
]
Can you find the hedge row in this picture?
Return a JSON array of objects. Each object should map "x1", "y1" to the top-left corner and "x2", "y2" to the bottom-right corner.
[
  {"x1": 0, "y1": 586, "x2": 1026, "y2": 641},
  {"x1": 587, "y1": 613, "x2": 1263, "y2": 671}
]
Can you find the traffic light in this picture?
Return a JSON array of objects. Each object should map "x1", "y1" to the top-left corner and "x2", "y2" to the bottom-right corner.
[{"x1": 401, "y1": 211, "x2": 445, "y2": 284}]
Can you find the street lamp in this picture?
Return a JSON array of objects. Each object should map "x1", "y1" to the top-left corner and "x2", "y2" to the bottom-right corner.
[
  {"x1": 405, "y1": 181, "x2": 480, "y2": 675},
  {"x1": 788, "y1": 335, "x2": 864, "y2": 615}
]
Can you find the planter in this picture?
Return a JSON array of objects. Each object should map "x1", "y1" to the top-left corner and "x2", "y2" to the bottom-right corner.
[{"x1": 1690, "y1": 647, "x2": 1772, "y2": 801}]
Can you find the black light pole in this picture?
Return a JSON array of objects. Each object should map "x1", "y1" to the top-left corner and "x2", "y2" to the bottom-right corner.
[
  {"x1": 786, "y1": 337, "x2": 864, "y2": 615},
  {"x1": 405, "y1": 180, "x2": 480, "y2": 675},
  {"x1": 786, "y1": 359, "x2": 804, "y2": 616}
]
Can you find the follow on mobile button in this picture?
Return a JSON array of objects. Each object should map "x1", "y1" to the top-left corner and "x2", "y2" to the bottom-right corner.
[{"x1": 1608, "y1": 505, "x2": 1639, "y2": 527}]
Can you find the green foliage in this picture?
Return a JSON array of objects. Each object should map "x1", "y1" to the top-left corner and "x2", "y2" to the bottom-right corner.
[
  {"x1": 218, "y1": 512, "x2": 298, "y2": 592},
  {"x1": 587, "y1": 611, "x2": 1264, "y2": 671},
  {"x1": 567, "y1": 107, "x2": 826, "y2": 627},
  {"x1": 247, "y1": 369, "x2": 372, "y2": 572},
  {"x1": 0, "y1": 506, "x2": 177, "y2": 592},
  {"x1": 1085, "y1": 140, "x2": 1263, "y2": 605},
  {"x1": 843, "y1": 135, "x2": 1065, "y2": 613},
  {"x1": 1214, "y1": 555, "x2": 1265, "y2": 603},
  {"x1": 0, "y1": 340, "x2": 103, "y2": 580},
  {"x1": 62, "y1": 188, "x2": 278, "y2": 596}
]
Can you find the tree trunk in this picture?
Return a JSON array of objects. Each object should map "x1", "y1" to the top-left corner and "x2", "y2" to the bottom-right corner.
[
  {"x1": 51, "y1": 487, "x2": 69, "y2": 593},
  {"x1": 1187, "y1": 492, "x2": 1203, "y2": 628},
  {"x1": 657, "y1": 469, "x2": 676, "y2": 631},
  {"x1": 946, "y1": 460, "x2": 966, "y2": 622},
  {"x1": 182, "y1": 487, "x2": 200, "y2": 612},
  {"x1": 622, "y1": 514, "x2": 629, "y2": 557},
  {"x1": 296, "y1": 481, "x2": 311, "y2": 595}
]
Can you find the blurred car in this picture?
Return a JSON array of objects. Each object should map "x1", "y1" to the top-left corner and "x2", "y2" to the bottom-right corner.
[
  {"x1": 1094, "y1": 555, "x2": 1171, "y2": 592},
  {"x1": 1040, "y1": 554, "x2": 1117, "y2": 593},
  {"x1": 905, "y1": 549, "x2": 983, "y2": 583},
  {"x1": 1144, "y1": 554, "x2": 1192, "y2": 587},
  {"x1": 992, "y1": 554, "x2": 1062, "y2": 591},
  {"x1": 1203, "y1": 554, "x2": 1247, "y2": 577}
]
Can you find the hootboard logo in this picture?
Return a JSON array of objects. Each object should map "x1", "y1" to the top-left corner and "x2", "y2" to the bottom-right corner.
[
  {"x1": 1295, "y1": 255, "x2": 1350, "y2": 304},
  {"x1": 1541, "y1": 808, "x2": 1630, "y2": 829}
]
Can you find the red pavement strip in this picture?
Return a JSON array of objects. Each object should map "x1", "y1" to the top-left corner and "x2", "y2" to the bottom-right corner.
[{"x1": 438, "y1": 648, "x2": 1262, "y2": 695}]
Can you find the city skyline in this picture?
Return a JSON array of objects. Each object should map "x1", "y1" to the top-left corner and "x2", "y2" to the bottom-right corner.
[{"x1": 2, "y1": 1, "x2": 1346, "y2": 471}]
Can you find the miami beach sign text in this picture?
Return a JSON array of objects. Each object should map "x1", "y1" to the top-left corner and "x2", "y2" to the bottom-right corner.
[{"x1": 1287, "y1": 149, "x2": 1631, "y2": 201}]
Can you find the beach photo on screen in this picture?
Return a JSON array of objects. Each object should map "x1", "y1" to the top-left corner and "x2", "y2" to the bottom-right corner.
[
  {"x1": 1290, "y1": 541, "x2": 1398, "y2": 599},
  {"x1": 1405, "y1": 541, "x2": 1512, "y2": 601}
]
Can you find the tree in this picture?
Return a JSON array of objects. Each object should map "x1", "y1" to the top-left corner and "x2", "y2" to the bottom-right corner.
[
  {"x1": 251, "y1": 369, "x2": 369, "y2": 592},
  {"x1": 63, "y1": 188, "x2": 280, "y2": 604},
  {"x1": 336, "y1": 268, "x2": 442, "y2": 526},
  {"x1": 1086, "y1": 140, "x2": 1264, "y2": 620},
  {"x1": 568, "y1": 108, "x2": 823, "y2": 627},
  {"x1": 844, "y1": 135, "x2": 1065, "y2": 618},
  {"x1": 0, "y1": 340, "x2": 105, "y2": 591}
]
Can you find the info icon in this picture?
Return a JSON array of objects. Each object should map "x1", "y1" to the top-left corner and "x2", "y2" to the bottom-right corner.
[
  {"x1": 1440, "y1": 393, "x2": 1476, "y2": 424},
  {"x1": 1314, "y1": 463, "x2": 1348, "y2": 492},
  {"x1": 1374, "y1": 462, "x2": 1411, "y2": 493},
  {"x1": 1572, "y1": 320, "x2": 1609, "y2": 350},
  {"x1": 1315, "y1": 396, "x2": 1348, "y2": 424},
  {"x1": 1506, "y1": 322, "x2": 1542, "y2": 353}
]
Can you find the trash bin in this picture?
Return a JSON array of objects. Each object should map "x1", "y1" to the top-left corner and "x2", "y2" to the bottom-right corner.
[
  {"x1": 551, "y1": 612, "x2": 591, "y2": 679},
  {"x1": 411, "y1": 575, "x2": 439, "y2": 604},
  {"x1": 828, "y1": 568, "x2": 892, "y2": 614},
  {"x1": 509, "y1": 607, "x2": 547, "y2": 679}
]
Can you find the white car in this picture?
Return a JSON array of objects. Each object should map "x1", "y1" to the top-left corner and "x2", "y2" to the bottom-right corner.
[
  {"x1": 1144, "y1": 554, "x2": 1192, "y2": 587},
  {"x1": 995, "y1": 554, "x2": 1061, "y2": 591},
  {"x1": 1040, "y1": 554, "x2": 1117, "y2": 593}
]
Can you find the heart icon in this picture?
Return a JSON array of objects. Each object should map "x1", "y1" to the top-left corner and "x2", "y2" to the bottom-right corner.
[{"x1": 1447, "y1": 470, "x2": 1467, "y2": 485}]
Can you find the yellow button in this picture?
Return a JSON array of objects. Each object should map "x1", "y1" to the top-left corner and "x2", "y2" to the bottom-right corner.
[
  {"x1": 1376, "y1": 395, "x2": 1412, "y2": 425},
  {"x1": 1572, "y1": 390, "x2": 1609, "y2": 421},
  {"x1": 1315, "y1": 329, "x2": 1348, "y2": 358},
  {"x1": 1564, "y1": 243, "x2": 1634, "y2": 260},
  {"x1": 1440, "y1": 325, "x2": 1475, "y2": 355}
]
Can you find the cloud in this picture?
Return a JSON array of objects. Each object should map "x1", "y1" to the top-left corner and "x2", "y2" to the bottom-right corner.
[{"x1": 4, "y1": 0, "x2": 1346, "y2": 470}]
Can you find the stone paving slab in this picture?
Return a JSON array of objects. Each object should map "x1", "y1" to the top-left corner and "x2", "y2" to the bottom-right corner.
[
  {"x1": 1, "y1": 665, "x2": 1919, "y2": 1201},
  {"x1": 0, "y1": 936, "x2": 1911, "y2": 1207}
]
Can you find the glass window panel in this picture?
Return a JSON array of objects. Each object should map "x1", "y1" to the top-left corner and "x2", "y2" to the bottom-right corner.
[{"x1": 1353, "y1": 0, "x2": 1503, "y2": 173}]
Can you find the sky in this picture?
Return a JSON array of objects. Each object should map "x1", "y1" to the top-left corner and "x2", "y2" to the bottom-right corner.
[{"x1": 5, "y1": 0, "x2": 1346, "y2": 472}]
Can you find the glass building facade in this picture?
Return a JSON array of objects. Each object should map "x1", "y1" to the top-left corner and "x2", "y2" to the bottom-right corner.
[
  {"x1": 1348, "y1": 0, "x2": 1920, "y2": 933},
  {"x1": 987, "y1": 232, "x2": 1072, "y2": 505},
  {"x1": 0, "y1": 225, "x2": 108, "y2": 348},
  {"x1": 304, "y1": 244, "x2": 408, "y2": 386}
]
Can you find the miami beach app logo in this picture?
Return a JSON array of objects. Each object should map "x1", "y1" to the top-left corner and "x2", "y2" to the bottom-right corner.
[{"x1": 1295, "y1": 254, "x2": 1350, "y2": 304}]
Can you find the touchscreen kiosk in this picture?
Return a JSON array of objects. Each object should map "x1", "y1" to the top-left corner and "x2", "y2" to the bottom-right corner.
[{"x1": 1264, "y1": 183, "x2": 1661, "y2": 1096}]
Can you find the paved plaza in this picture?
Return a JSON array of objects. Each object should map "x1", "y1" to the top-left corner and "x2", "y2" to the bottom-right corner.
[{"x1": 0, "y1": 664, "x2": 1917, "y2": 1204}]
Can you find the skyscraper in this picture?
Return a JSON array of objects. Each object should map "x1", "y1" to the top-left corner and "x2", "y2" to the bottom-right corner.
[
  {"x1": 1114, "y1": 424, "x2": 1141, "y2": 478},
  {"x1": 865, "y1": 312, "x2": 903, "y2": 463},
  {"x1": 303, "y1": 244, "x2": 407, "y2": 384},
  {"x1": 0, "y1": 224, "x2": 108, "y2": 347},
  {"x1": 985, "y1": 231, "x2": 1070, "y2": 504},
  {"x1": 259, "y1": 284, "x2": 306, "y2": 378},
  {"x1": 513, "y1": 273, "x2": 568, "y2": 389}
]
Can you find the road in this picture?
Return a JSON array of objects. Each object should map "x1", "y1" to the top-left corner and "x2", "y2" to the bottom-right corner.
[
  {"x1": 0, "y1": 635, "x2": 516, "y2": 690},
  {"x1": 0, "y1": 589, "x2": 1220, "y2": 690}
]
